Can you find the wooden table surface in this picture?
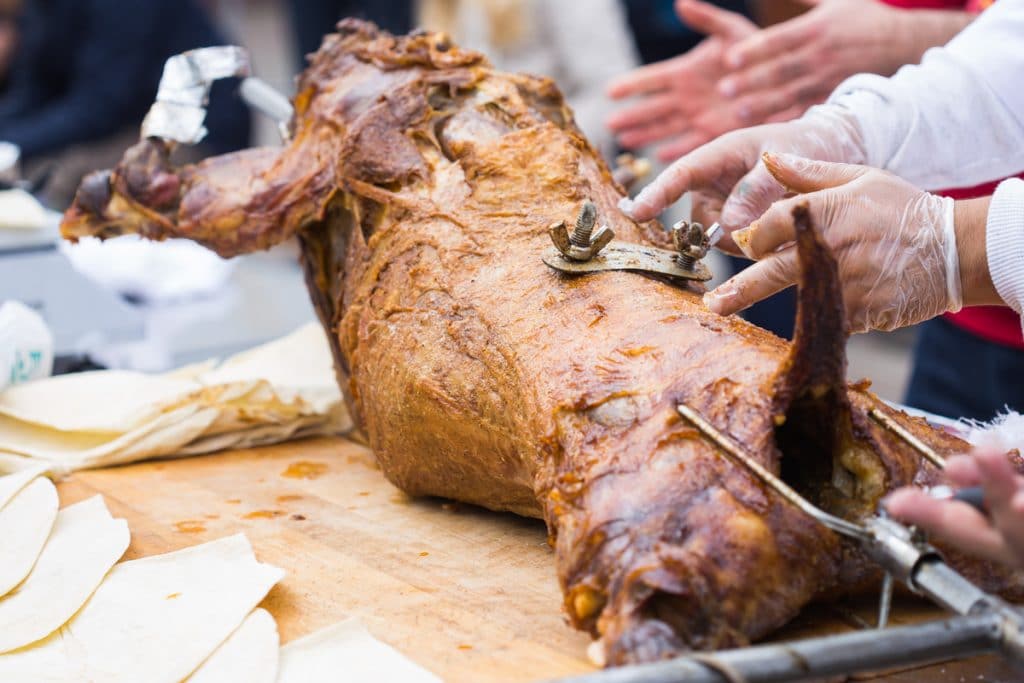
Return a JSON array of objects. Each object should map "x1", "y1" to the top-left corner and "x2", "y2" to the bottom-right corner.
[{"x1": 54, "y1": 437, "x2": 1021, "y2": 682}]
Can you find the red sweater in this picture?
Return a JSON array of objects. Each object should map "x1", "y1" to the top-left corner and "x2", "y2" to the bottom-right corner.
[{"x1": 883, "y1": 0, "x2": 1022, "y2": 348}]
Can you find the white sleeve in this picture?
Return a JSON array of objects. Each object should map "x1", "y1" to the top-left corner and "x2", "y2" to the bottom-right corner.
[
  {"x1": 825, "y1": 0, "x2": 1024, "y2": 191},
  {"x1": 986, "y1": 178, "x2": 1024, "y2": 319}
]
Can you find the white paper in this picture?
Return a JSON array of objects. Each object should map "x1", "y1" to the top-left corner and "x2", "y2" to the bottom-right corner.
[
  {"x1": 0, "y1": 534, "x2": 284, "y2": 683},
  {"x1": 187, "y1": 608, "x2": 278, "y2": 683},
  {"x1": 0, "y1": 463, "x2": 49, "y2": 510},
  {"x1": 0, "y1": 189, "x2": 48, "y2": 231},
  {"x1": 278, "y1": 618, "x2": 441, "y2": 683},
  {"x1": 0, "y1": 496, "x2": 129, "y2": 653},
  {"x1": 200, "y1": 323, "x2": 341, "y2": 414},
  {"x1": 0, "y1": 323, "x2": 348, "y2": 472},
  {"x1": 0, "y1": 370, "x2": 197, "y2": 434},
  {"x1": 0, "y1": 477, "x2": 58, "y2": 597}
]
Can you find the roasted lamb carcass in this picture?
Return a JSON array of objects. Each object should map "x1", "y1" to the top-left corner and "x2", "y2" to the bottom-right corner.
[{"x1": 61, "y1": 21, "x2": 1023, "y2": 666}]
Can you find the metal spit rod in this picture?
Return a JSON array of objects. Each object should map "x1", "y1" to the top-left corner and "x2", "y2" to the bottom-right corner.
[
  {"x1": 239, "y1": 77, "x2": 294, "y2": 141},
  {"x1": 868, "y1": 407, "x2": 947, "y2": 469},
  {"x1": 677, "y1": 403, "x2": 1009, "y2": 617},
  {"x1": 668, "y1": 401, "x2": 1024, "y2": 679},
  {"x1": 550, "y1": 614, "x2": 1002, "y2": 683},
  {"x1": 675, "y1": 404, "x2": 868, "y2": 540}
]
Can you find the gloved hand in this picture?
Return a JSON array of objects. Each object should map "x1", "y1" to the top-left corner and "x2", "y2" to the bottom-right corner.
[
  {"x1": 887, "y1": 447, "x2": 1024, "y2": 569},
  {"x1": 619, "y1": 105, "x2": 867, "y2": 253},
  {"x1": 703, "y1": 153, "x2": 962, "y2": 334}
]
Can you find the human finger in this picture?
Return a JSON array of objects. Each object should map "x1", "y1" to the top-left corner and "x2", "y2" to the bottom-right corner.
[
  {"x1": 885, "y1": 488, "x2": 1014, "y2": 565},
  {"x1": 731, "y1": 195, "x2": 805, "y2": 260},
  {"x1": 944, "y1": 454, "x2": 983, "y2": 488},
  {"x1": 762, "y1": 152, "x2": 869, "y2": 194},
  {"x1": 675, "y1": 0, "x2": 757, "y2": 41},
  {"x1": 621, "y1": 132, "x2": 757, "y2": 220},
  {"x1": 717, "y1": 161, "x2": 786, "y2": 231},
  {"x1": 718, "y1": 50, "x2": 811, "y2": 99},
  {"x1": 653, "y1": 130, "x2": 713, "y2": 163},
  {"x1": 763, "y1": 104, "x2": 807, "y2": 125},
  {"x1": 607, "y1": 93, "x2": 680, "y2": 133},
  {"x1": 616, "y1": 115, "x2": 688, "y2": 150},
  {"x1": 703, "y1": 246, "x2": 799, "y2": 316},
  {"x1": 973, "y1": 448, "x2": 1024, "y2": 564},
  {"x1": 724, "y1": 15, "x2": 818, "y2": 69},
  {"x1": 974, "y1": 448, "x2": 1023, "y2": 511},
  {"x1": 607, "y1": 54, "x2": 687, "y2": 99},
  {"x1": 691, "y1": 191, "x2": 726, "y2": 234},
  {"x1": 729, "y1": 88, "x2": 800, "y2": 127},
  {"x1": 731, "y1": 73, "x2": 832, "y2": 125}
]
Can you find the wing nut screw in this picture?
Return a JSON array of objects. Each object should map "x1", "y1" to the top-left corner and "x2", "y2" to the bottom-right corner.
[
  {"x1": 549, "y1": 200, "x2": 614, "y2": 262},
  {"x1": 672, "y1": 220, "x2": 716, "y2": 272}
]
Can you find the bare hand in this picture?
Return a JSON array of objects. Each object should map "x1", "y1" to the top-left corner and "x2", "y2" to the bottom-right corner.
[
  {"x1": 715, "y1": 0, "x2": 910, "y2": 126},
  {"x1": 606, "y1": 0, "x2": 757, "y2": 162},
  {"x1": 887, "y1": 448, "x2": 1024, "y2": 569}
]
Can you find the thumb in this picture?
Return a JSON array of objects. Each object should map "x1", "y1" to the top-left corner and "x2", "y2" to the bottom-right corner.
[
  {"x1": 675, "y1": 0, "x2": 756, "y2": 41},
  {"x1": 762, "y1": 152, "x2": 869, "y2": 194}
]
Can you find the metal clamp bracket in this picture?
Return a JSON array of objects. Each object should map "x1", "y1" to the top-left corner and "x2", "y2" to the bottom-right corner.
[{"x1": 541, "y1": 201, "x2": 720, "y2": 283}]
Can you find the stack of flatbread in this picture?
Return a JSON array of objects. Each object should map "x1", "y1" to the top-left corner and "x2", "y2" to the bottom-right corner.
[
  {"x1": 0, "y1": 468, "x2": 440, "y2": 682},
  {"x1": 0, "y1": 323, "x2": 351, "y2": 473}
]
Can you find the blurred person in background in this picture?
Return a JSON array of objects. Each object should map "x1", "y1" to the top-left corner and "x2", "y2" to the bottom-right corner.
[
  {"x1": 0, "y1": 0, "x2": 251, "y2": 209},
  {"x1": 608, "y1": 0, "x2": 1020, "y2": 424}
]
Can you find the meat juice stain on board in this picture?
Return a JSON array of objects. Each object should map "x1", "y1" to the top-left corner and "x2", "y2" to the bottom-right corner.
[
  {"x1": 281, "y1": 461, "x2": 328, "y2": 480},
  {"x1": 174, "y1": 520, "x2": 206, "y2": 534},
  {"x1": 243, "y1": 509, "x2": 286, "y2": 519}
]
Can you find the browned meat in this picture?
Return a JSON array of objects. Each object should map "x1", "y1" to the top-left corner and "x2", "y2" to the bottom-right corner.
[{"x1": 61, "y1": 21, "x2": 1024, "y2": 665}]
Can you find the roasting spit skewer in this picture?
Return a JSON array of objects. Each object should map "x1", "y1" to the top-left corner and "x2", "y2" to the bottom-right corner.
[
  {"x1": 868, "y1": 407, "x2": 947, "y2": 469},
  {"x1": 549, "y1": 402, "x2": 1024, "y2": 683}
]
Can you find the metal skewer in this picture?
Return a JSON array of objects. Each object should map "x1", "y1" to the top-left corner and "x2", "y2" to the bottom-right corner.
[
  {"x1": 868, "y1": 407, "x2": 946, "y2": 469},
  {"x1": 239, "y1": 77, "x2": 294, "y2": 142},
  {"x1": 676, "y1": 403, "x2": 868, "y2": 540}
]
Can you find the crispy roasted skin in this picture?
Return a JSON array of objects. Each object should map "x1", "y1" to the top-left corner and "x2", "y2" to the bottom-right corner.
[{"x1": 62, "y1": 21, "x2": 1024, "y2": 665}]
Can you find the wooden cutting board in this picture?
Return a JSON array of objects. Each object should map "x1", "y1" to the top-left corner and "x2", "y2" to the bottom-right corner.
[{"x1": 54, "y1": 437, "x2": 1019, "y2": 682}]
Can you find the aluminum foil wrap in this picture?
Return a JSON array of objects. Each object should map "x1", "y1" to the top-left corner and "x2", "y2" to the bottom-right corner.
[{"x1": 141, "y1": 46, "x2": 251, "y2": 145}]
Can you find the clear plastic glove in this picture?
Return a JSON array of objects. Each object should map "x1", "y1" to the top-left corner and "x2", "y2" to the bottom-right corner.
[
  {"x1": 886, "y1": 447, "x2": 1024, "y2": 569},
  {"x1": 704, "y1": 153, "x2": 962, "y2": 334},
  {"x1": 619, "y1": 106, "x2": 867, "y2": 252},
  {"x1": 606, "y1": 0, "x2": 757, "y2": 162}
]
